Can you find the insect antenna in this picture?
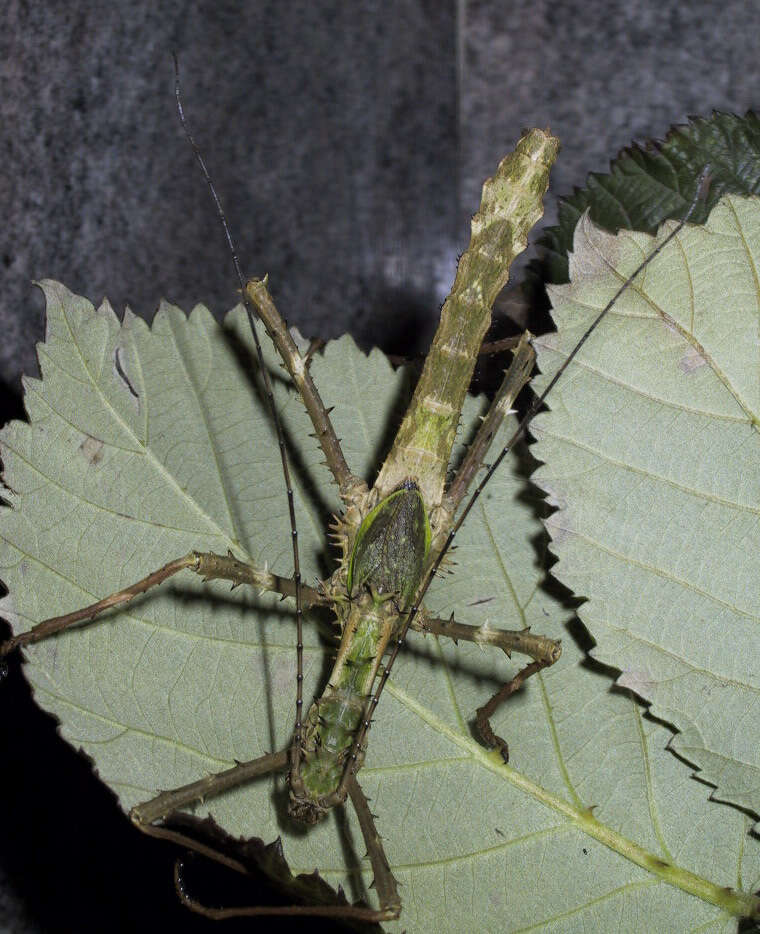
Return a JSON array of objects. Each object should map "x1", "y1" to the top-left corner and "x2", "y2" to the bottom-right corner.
[
  {"x1": 172, "y1": 55, "x2": 305, "y2": 761},
  {"x1": 340, "y1": 163, "x2": 712, "y2": 787}
]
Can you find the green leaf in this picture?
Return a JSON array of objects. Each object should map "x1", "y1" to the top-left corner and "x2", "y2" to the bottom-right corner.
[
  {"x1": 533, "y1": 195, "x2": 760, "y2": 825},
  {"x1": 2, "y1": 281, "x2": 759, "y2": 930},
  {"x1": 538, "y1": 111, "x2": 760, "y2": 285}
]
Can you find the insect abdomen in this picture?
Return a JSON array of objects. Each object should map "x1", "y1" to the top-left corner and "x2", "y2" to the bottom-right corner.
[
  {"x1": 290, "y1": 484, "x2": 429, "y2": 819},
  {"x1": 296, "y1": 596, "x2": 396, "y2": 802}
]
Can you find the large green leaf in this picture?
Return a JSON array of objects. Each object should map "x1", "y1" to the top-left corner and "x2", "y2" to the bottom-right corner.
[
  {"x1": 1, "y1": 281, "x2": 759, "y2": 930},
  {"x1": 533, "y1": 195, "x2": 760, "y2": 825},
  {"x1": 538, "y1": 112, "x2": 760, "y2": 286}
]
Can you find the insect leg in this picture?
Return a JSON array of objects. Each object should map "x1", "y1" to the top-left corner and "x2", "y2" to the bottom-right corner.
[
  {"x1": 244, "y1": 279, "x2": 367, "y2": 506},
  {"x1": 137, "y1": 755, "x2": 400, "y2": 921},
  {"x1": 475, "y1": 659, "x2": 547, "y2": 762},
  {"x1": 412, "y1": 613, "x2": 561, "y2": 666},
  {"x1": 131, "y1": 749, "x2": 290, "y2": 826},
  {"x1": 345, "y1": 774, "x2": 402, "y2": 921},
  {"x1": 413, "y1": 614, "x2": 560, "y2": 761},
  {"x1": 0, "y1": 551, "x2": 321, "y2": 658},
  {"x1": 445, "y1": 332, "x2": 535, "y2": 510},
  {"x1": 130, "y1": 751, "x2": 367, "y2": 920},
  {"x1": 147, "y1": 772, "x2": 402, "y2": 923}
]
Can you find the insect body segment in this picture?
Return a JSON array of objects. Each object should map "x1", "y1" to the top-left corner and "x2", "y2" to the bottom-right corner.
[
  {"x1": 347, "y1": 480, "x2": 431, "y2": 608},
  {"x1": 375, "y1": 129, "x2": 559, "y2": 509},
  {"x1": 290, "y1": 594, "x2": 397, "y2": 821},
  {"x1": 291, "y1": 481, "x2": 430, "y2": 822}
]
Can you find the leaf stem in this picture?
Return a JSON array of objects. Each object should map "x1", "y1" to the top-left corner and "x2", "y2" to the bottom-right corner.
[{"x1": 386, "y1": 679, "x2": 760, "y2": 921}]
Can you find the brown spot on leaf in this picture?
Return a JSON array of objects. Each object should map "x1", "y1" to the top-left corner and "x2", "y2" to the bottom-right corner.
[
  {"x1": 679, "y1": 347, "x2": 707, "y2": 373},
  {"x1": 79, "y1": 435, "x2": 104, "y2": 466}
]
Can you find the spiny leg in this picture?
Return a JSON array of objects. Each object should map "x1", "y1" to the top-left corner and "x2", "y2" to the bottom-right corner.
[
  {"x1": 414, "y1": 614, "x2": 560, "y2": 762},
  {"x1": 413, "y1": 613, "x2": 561, "y2": 666},
  {"x1": 0, "y1": 551, "x2": 323, "y2": 659},
  {"x1": 346, "y1": 774, "x2": 402, "y2": 921},
  {"x1": 135, "y1": 748, "x2": 400, "y2": 922},
  {"x1": 174, "y1": 778, "x2": 402, "y2": 922},
  {"x1": 129, "y1": 749, "x2": 346, "y2": 918},
  {"x1": 244, "y1": 277, "x2": 367, "y2": 508},
  {"x1": 446, "y1": 331, "x2": 535, "y2": 510},
  {"x1": 131, "y1": 749, "x2": 290, "y2": 827},
  {"x1": 475, "y1": 659, "x2": 547, "y2": 762},
  {"x1": 132, "y1": 751, "x2": 353, "y2": 919}
]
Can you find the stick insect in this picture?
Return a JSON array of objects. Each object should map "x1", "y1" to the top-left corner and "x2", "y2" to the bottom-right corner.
[{"x1": 0, "y1": 67, "x2": 711, "y2": 925}]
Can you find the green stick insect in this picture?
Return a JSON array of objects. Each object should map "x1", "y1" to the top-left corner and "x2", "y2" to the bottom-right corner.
[{"x1": 0, "y1": 65, "x2": 741, "y2": 928}]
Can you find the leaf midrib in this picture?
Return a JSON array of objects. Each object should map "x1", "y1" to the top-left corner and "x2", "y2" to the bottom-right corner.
[{"x1": 57, "y1": 293, "x2": 250, "y2": 558}]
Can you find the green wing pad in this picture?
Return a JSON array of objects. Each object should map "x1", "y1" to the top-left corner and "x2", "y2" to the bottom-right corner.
[{"x1": 347, "y1": 481, "x2": 430, "y2": 608}]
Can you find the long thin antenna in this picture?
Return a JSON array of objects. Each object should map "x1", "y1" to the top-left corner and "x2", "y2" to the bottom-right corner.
[
  {"x1": 340, "y1": 164, "x2": 712, "y2": 788},
  {"x1": 172, "y1": 55, "x2": 305, "y2": 757}
]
